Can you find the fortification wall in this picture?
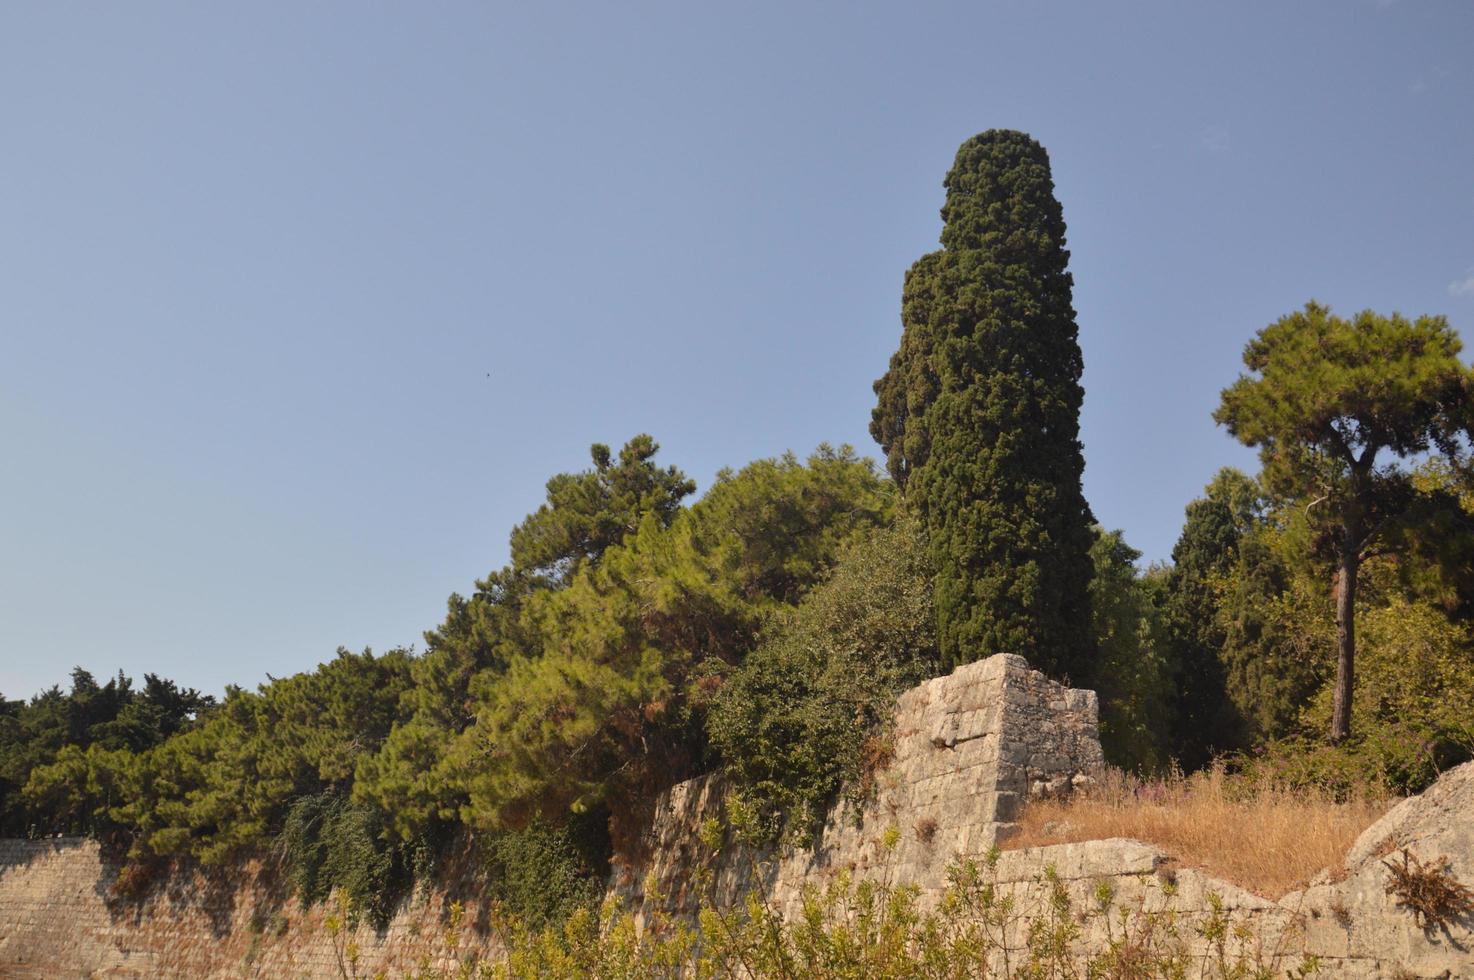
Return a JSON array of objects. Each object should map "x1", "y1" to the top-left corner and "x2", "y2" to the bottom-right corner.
[
  {"x1": 2, "y1": 653, "x2": 1471, "y2": 977},
  {"x1": 611, "y1": 654, "x2": 1474, "y2": 976},
  {"x1": 609, "y1": 652, "x2": 1105, "y2": 919},
  {"x1": 0, "y1": 839, "x2": 500, "y2": 978}
]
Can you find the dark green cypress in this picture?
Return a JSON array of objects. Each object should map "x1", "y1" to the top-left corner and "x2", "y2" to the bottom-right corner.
[{"x1": 871, "y1": 131, "x2": 1094, "y2": 680}]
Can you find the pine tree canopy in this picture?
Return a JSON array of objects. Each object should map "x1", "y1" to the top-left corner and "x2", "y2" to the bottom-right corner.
[
  {"x1": 871, "y1": 130, "x2": 1094, "y2": 679},
  {"x1": 1215, "y1": 302, "x2": 1474, "y2": 742}
]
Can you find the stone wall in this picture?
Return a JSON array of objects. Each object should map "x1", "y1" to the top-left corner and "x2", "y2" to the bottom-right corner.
[
  {"x1": 2, "y1": 652, "x2": 1471, "y2": 976},
  {"x1": 963, "y1": 760, "x2": 1474, "y2": 977},
  {"x1": 609, "y1": 653, "x2": 1105, "y2": 918},
  {"x1": 0, "y1": 838, "x2": 503, "y2": 978},
  {"x1": 610, "y1": 654, "x2": 1474, "y2": 976}
]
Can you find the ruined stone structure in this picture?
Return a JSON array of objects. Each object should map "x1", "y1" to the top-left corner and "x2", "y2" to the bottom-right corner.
[
  {"x1": 2, "y1": 653, "x2": 1471, "y2": 977},
  {"x1": 610, "y1": 653, "x2": 1105, "y2": 918}
]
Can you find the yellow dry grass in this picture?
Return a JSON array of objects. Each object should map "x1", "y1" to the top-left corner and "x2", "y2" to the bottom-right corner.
[{"x1": 1003, "y1": 766, "x2": 1391, "y2": 898}]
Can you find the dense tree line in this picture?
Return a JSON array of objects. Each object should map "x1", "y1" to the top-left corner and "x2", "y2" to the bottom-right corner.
[
  {"x1": 0, "y1": 670, "x2": 212, "y2": 837},
  {"x1": 5, "y1": 132, "x2": 1473, "y2": 930}
]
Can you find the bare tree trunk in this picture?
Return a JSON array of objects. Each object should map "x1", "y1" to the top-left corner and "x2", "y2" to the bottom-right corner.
[{"x1": 1330, "y1": 536, "x2": 1358, "y2": 744}]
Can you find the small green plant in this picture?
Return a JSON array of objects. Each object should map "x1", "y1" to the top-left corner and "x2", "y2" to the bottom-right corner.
[
  {"x1": 698, "y1": 816, "x2": 724, "y2": 851},
  {"x1": 880, "y1": 823, "x2": 901, "y2": 851},
  {"x1": 324, "y1": 891, "x2": 363, "y2": 980},
  {"x1": 1381, "y1": 848, "x2": 1474, "y2": 931}
]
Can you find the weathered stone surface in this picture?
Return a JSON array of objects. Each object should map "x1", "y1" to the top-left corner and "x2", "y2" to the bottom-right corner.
[
  {"x1": 611, "y1": 657, "x2": 1474, "y2": 977},
  {"x1": 0, "y1": 839, "x2": 497, "y2": 978},
  {"x1": 610, "y1": 653, "x2": 1106, "y2": 920},
  {"x1": 1287, "y1": 758, "x2": 1474, "y2": 977},
  {"x1": 2, "y1": 655, "x2": 1471, "y2": 976}
]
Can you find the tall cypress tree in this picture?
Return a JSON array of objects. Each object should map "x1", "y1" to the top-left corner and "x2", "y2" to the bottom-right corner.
[{"x1": 871, "y1": 131, "x2": 1094, "y2": 679}]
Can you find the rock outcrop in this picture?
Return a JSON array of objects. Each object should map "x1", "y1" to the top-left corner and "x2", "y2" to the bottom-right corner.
[{"x1": 1286, "y1": 756, "x2": 1474, "y2": 975}]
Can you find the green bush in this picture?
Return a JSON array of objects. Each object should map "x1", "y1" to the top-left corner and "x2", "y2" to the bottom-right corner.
[
  {"x1": 480, "y1": 809, "x2": 610, "y2": 930},
  {"x1": 1089, "y1": 528, "x2": 1173, "y2": 774},
  {"x1": 278, "y1": 789, "x2": 423, "y2": 928},
  {"x1": 708, "y1": 515, "x2": 939, "y2": 842},
  {"x1": 1239, "y1": 596, "x2": 1474, "y2": 798},
  {"x1": 418, "y1": 851, "x2": 1326, "y2": 979}
]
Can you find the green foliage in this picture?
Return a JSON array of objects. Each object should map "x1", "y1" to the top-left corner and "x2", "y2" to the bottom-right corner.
[
  {"x1": 1158, "y1": 468, "x2": 1264, "y2": 768},
  {"x1": 433, "y1": 854, "x2": 1321, "y2": 979},
  {"x1": 39, "y1": 647, "x2": 416, "y2": 864},
  {"x1": 1088, "y1": 528, "x2": 1172, "y2": 773},
  {"x1": 708, "y1": 515, "x2": 938, "y2": 841},
  {"x1": 1160, "y1": 465, "x2": 1470, "y2": 775},
  {"x1": 352, "y1": 569, "x2": 544, "y2": 841},
  {"x1": 712, "y1": 517, "x2": 1182, "y2": 835},
  {"x1": 20, "y1": 743, "x2": 136, "y2": 838},
  {"x1": 448, "y1": 446, "x2": 892, "y2": 836},
  {"x1": 355, "y1": 435, "x2": 691, "y2": 842},
  {"x1": 480, "y1": 809, "x2": 610, "y2": 930},
  {"x1": 19, "y1": 437, "x2": 892, "y2": 885},
  {"x1": 1216, "y1": 305, "x2": 1471, "y2": 496},
  {"x1": 1402, "y1": 457, "x2": 1474, "y2": 620},
  {"x1": 1229, "y1": 556, "x2": 1474, "y2": 797},
  {"x1": 1216, "y1": 302, "x2": 1474, "y2": 742},
  {"x1": 1212, "y1": 532, "x2": 1328, "y2": 748},
  {"x1": 0, "y1": 668, "x2": 212, "y2": 836},
  {"x1": 1290, "y1": 597, "x2": 1474, "y2": 793},
  {"x1": 509, "y1": 433, "x2": 695, "y2": 587},
  {"x1": 872, "y1": 130, "x2": 1094, "y2": 679},
  {"x1": 278, "y1": 789, "x2": 425, "y2": 928},
  {"x1": 1166, "y1": 466, "x2": 1474, "y2": 788}
]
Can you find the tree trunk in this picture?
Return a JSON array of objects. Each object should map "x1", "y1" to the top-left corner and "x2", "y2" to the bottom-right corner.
[{"x1": 1330, "y1": 535, "x2": 1359, "y2": 744}]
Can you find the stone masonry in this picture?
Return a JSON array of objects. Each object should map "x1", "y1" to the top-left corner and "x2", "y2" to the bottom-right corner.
[
  {"x1": 3, "y1": 652, "x2": 1472, "y2": 976},
  {"x1": 610, "y1": 653, "x2": 1105, "y2": 918},
  {"x1": 0, "y1": 840, "x2": 498, "y2": 978}
]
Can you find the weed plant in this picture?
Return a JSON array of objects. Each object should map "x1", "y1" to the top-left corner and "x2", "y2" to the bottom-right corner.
[{"x1": 374, "y1": 848, "x2": 1325, "y2": 979}]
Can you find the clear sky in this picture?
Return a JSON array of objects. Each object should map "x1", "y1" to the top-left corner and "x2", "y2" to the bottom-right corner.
[{"x1": 3, "y1": 1, "x2": 1472, "y2": 700}]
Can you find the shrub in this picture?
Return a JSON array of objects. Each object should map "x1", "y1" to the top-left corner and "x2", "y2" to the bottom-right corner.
[
  {"x1": 278, "y1": 789, "x2": 422, "y2": 928},
  {"x1": 1292, "y1": 598, "x2": 1474, "y2": 794},
  {"x1": 480, "y1": 809, "x2": 610, "y2": 930},
  {"x1": 429, "y1": 852, "x2": 1325, "y2": 978},
  {"x1": 707, "y1": 515, "x2": 939, "y2": 842}
]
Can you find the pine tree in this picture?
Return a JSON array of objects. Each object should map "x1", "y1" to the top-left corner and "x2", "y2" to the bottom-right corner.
[
  {"x1": 871, "y1": 131, "x2": 1094, "y2": 678},
  {"x1": 1215, "y1": 302, "x2": 1474, "y2": 743}
]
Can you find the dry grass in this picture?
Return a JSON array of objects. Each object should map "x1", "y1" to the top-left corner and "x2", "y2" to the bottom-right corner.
[{"x1": 1003, "y1": 765, "x2": 1391, "y2": 898}]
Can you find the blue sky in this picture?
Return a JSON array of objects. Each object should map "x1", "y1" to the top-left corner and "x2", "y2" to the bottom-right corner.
[{"x1": 3, "y1": 1, "x2": 1472, "y2": 699}]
